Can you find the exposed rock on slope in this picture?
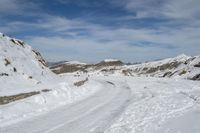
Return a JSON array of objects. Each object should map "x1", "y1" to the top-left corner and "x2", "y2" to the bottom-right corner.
[
  {"x1": 121, "y1": 54, "x2": 200, "y2": 80},
  {"x1": 94, "y1": 60, "x2": 123, "y2": 68},
  {"x1": 50, "y1": 61, "x2": 88, "y2": 74},
  {"x1": 49, "y1": 54, "x2": 200, "y2": 80},
  {"x1": 0, "y1": 33, "x2": 56, "y2": 95}
]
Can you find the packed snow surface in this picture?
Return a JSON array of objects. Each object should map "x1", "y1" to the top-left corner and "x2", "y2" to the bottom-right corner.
[{"x1": 1, "y1": 75, "x2": 200, "y2": 133}]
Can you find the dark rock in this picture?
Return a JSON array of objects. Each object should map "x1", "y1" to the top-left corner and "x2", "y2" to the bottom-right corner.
[{"x1": 0, "y1": 91, "x2": 40, "y2": 105}]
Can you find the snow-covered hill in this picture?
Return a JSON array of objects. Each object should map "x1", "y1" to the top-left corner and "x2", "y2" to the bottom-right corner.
[
  {"x1": 0, "y1": 33, "x2": 56, "y2": 95},
  {"x1": 120, "y1": 54, "x2": 200, "y2": 80},
  {"x1": 50, "y1": 54, "x2": 200, "y2": 80}
]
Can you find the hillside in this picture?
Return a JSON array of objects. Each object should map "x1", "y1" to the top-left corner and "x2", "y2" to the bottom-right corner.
[
  {"x1": 0, "y1": 33, "x2": 56, "y2": 95},
  {"x1": 121, "y1": 54, "x2": 200, "y2": 80},
  {"x1": 50, "y1": 54, "x2": 200, "y2": 80}
]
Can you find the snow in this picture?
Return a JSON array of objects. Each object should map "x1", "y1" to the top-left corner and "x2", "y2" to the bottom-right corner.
[
  {"x1": 0, "y1": 33, "x2": 57, "y2": 96},
  {"x1": 0, "y1": 75, "x2": 102, "y2": 127},
  {"x1": 103, "y1": 59, "x2": 120, "y2": 62},
  {"x1": 0, "y1": 77, "x2": 131, "y2": 132},
  {"x1": 1, "y1": 75, "x2": 200, "y2": 133},
  {"x1": 150, "y1": 108, "x2": 200, "y2": 133},
  {"x1": 116, "y1": 54, "x2": 200, "y2": 80},
  {"x1": 105, "y1": 77, "x2": 200, "y2": 133}
]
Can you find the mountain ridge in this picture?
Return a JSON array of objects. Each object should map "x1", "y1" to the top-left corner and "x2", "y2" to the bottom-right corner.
[{"x1": 49, "y1": 54, "x2": 200, "y2": 80}]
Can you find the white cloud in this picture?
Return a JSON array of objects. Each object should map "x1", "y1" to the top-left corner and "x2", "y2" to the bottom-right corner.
[
  {"x1": 110, "y1": 0, "x2": 200, "y2": 20},
  {"x1": 0, "y1": 0, "x2": 19, "y2": 13},
  {"x1": 0, "y1": 0, "x2": 41, "y2": 16},
  {"x1": 21, "y1": 15, "x2": 200, "y2": 62},
  {"x1": 0, "y1": 0, "x2": 199, "y2": 62},
  {"x1": 27, "y1": 36, "x2": 176, "y2": 63},
  {"x1": 163, "y1": 0, "x2": 200, "y2": 19}
]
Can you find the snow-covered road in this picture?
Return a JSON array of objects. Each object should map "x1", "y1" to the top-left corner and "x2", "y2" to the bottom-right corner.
[
  {"x1": 1, "y1": 80, "x2": 132, "y2": 133},
  {"x1": 1, "y1": 77, "x2": 200, "y2": 133}
]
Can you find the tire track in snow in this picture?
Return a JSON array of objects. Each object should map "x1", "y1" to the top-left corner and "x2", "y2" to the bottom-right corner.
[{"x1": 1, "y1": 80, "x2": 132, "y2": 133}]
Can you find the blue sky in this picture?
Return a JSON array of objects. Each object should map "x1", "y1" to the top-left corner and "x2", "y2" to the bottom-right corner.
[{"x1": 0, "y1": 0, "x2": 200, "y2": 63}]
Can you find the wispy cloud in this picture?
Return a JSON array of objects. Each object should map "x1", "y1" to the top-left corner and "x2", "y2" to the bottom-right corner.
[
  {"x1": 109, "y1": 0, "x2": 200, "y2": 20},
  {"x1": 17, "y1": 15, "x2": 198, "y2": 62},
  {"x1": 0, "y1": 0, "x2": 40, "y2": 16},
  {"x1": 0, "y1": 0, "x2": 200, "y2": 62}
]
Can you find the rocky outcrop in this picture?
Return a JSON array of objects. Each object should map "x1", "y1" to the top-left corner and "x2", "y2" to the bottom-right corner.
[{"x1": 50, "y1": 60, "x2": 123, "y2": 74}]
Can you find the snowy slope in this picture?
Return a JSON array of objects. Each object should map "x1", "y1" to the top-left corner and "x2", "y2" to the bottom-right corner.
[
  {"x1": 0, "y1": 33, "x2": 101, "y2": 126},
  {"x1": 121, "y1": 54, "x2": 200, "y2": 80},
  {"x1": 0, "y1": 33, "x2": 57, "y2": 95},
  {"x1": 87, "y1": 54, "x2": 200, "y2": 80}
]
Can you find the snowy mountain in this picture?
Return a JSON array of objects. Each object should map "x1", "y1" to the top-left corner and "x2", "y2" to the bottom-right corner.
[
  {"x1": 0, "y1": 33, "x2": 56, "y2": 95},
  {"x1": 118, "y1": 54, "x2": 200, "y2": 80},
  {"x1": 50, "y1": 59, "x2": 123, "y2": 74},
  {"x1": 50, "y1": 60, "x2": 88, "y2": 74},
  {"x1": 47, "y1": 60, "x2": 86, "y2": 68},
  {"x1": 120, "y1": 54, "x2": 200, "y2": 80},
  {"x1": 50, "y1": 54, "x2": 200, "y2": 80}
]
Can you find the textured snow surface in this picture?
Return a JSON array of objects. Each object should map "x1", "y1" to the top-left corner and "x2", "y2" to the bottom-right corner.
[
  {"x1": 1, "y1": 76, "x2": 200, "y2": 133},
  {"x1": 0, "y1": 75, "x2": 101, "y2": 128},
  {"x1": 105, "y1": 77, "x2": 200, "y2": 133}
]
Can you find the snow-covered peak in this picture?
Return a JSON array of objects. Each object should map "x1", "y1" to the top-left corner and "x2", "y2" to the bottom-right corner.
[
  {"x1": 173, "y1": 54, "x2": 191, "y2": 61},
  {"x1": 103, "y1": 59, "x2": 120, "y2": 62},
  {"x1": 64, "y1": 61, "x2": 86, "y2": 65}
]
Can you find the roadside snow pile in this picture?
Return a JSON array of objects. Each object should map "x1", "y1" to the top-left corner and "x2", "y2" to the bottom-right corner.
[
  {"x1": 0, "y1": 33, "x2": 103, "y2": 127},
  {"x1": 0, "y1": 33, "x2": 56, "y2": 96},
  {"x1": 0, "y1": 76, "x2": 102, "y2": 127}
]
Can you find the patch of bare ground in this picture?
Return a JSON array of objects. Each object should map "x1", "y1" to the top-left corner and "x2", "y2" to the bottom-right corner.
[
  {"x1": 74, "y1": 78, "x2": 88, "y2": 87},
  {"x1": 106, "y1": 81, "x2": 115, "y2": 86},
  {"x1": 191, "y1": 74, "x2": 200, "y2": 81},
  {"x1": 0, "y1": 89, "x2": 51, "y2": 105}
]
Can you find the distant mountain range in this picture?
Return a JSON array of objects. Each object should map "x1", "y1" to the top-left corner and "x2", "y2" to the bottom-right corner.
[{"x1": 49, "y1": 54, "x2": 200, "y2": 80}]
